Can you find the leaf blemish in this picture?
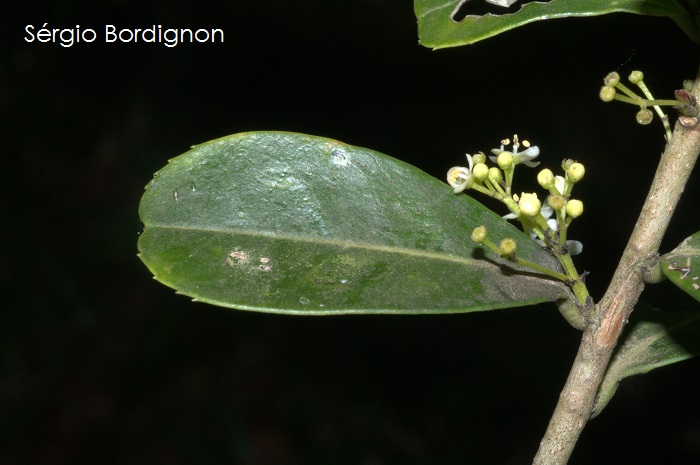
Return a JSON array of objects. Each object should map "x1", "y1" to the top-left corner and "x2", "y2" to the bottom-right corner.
[
  {"x1": 450, "y1": 0, "x2": 523, "y2": 23},
  {"x1": 331, "y1": 148, "x2": 349, "y2": 166},
  {"x1": 667, "y1": 259, "x2": 692, "y2": 279},
  {"x1": 259, "y1": 257, "x2": 272, "y2": 272},
  {"x1": 226, "y1": 250, "x2": 248, "y2": 266}
]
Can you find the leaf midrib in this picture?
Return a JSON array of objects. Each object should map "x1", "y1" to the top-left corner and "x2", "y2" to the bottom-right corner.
[{"x1": 144, "y1": 222, "x2": 501, "y2": 269}]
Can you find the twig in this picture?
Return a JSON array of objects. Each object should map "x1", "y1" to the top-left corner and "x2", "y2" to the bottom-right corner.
[{"x1": 532, "y1": 66, "x2": 700, "y2": 465}]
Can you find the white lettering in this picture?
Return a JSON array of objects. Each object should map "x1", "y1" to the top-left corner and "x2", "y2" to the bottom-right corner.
[{"x1": 105, "y1": 24, "x2": 116, "y2": 42}]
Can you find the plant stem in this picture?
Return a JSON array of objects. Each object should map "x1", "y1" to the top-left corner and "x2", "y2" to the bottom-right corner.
[{"x1": 532, "y1": 67, "x2": 700, "y2": 465}]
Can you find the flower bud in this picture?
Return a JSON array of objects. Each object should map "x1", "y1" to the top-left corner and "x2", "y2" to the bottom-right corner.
[
  {"x1": 472, "y1": 226, "x2": 487, "y2": 243},
  {"x1": 566, "y1": 199, "x2": 584, "y2": 218},
  {"x1": 684, "y1": 79, "x2": 694, "y2": 92},
  {"x1": 537, "y1": 168, "x2": 554, "y2": 189},
  {"x1": 497, "y1": 151, "x2": 514, "y2": 170},
  {"x1": 636, "y1": 108, "x2": 653, "y2": 125},
  {"x1": 499, "y1": 238, "x2": 517, "y2": 257},
  {"x1": 561, "y1": 159, "x2": 575, "y2": 171},
  {"x1": 473, "y1": 163, "x2": 489, "y2": 181},
  {"x1": 604, "y1": 72, "x2": 620, "y2": 86},
  {"x1": 599, "y1": 86, "x2": 616, "y2": 102},
  {"x1": 567, "y1": 163, "x2": 585, "y2": 183},
  {"x1": 629, "y1": 70, "x2": 644, "y2": 84},
  {"x1": 472, "y1": 152, "x2": 486, "y2": 165},
  {"x1": 548, "y1": 194, "x2": 566, "y2": 211},
  {"x1": 488, "y1": 167, "x2": 503, "y2": 183},
  {"x1": 518, "y1": 193, "x2": 541, "y2": 217}
]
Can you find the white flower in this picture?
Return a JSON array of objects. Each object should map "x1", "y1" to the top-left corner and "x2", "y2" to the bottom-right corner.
[
  {"x1": 447, "y1": 154, "x2": 474, "y2": 193},
  {"x1": 489, "y1": 134, "x2": 540, "y2": 168}
]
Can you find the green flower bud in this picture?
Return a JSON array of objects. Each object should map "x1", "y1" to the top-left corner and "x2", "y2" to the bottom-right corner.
[
  {"x1": 472, "y1": 226, "x2": 487, "y2": 243},
  {"x1": 629, "y1": 70, "x2": 644, "y2": 84},
  {"x1": 561, "y1": 159, "x2": 575, "y2": 171},
  {"x1": 537, "y1": 168, "x2": 554, "y2": 189},
  {"x1": 518, "y1": 192, "x2": 541, "y2": 217},
  {"x1": 567, "y1": 163, "x2": 585, "y2": 183},
  {"x1": 599, "y1": 86, "x2": 616, "y2": 102},
  {"x1": 488, "y1": 167, "x2": 503, "y2": 183},
  {"x1": 604, "y1": 72, "x2": 620, "y2": 87},
  {"x1": 472, "y1": 152, "x2": 486, "y2": 165},
  {"x1": 473, "y1": 163, "x2": 489, "y2": 181},
  {"x1": 566, "y1": 199, "x2": 584, "y2": 218},
  {"x1": 548, "y1": 194, "x2": 566, "y2": 211},
  {"x1": 497, "y1": 151, "x2": 514, "y2": 170},
  {"x1": 683, "y1": 79, "x2": 694, "y2": 92},
  {"x1": 499, "y1": 238, "x2": 517, "y2": 257},
  {"x1": 636, "y1": 108, "x2": 654, "y2": 125}
]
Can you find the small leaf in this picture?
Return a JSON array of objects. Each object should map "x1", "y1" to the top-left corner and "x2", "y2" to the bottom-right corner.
[
  {"x1": 660, "y1": 234, "x2": 700, "y2": 303},
  {"x1": 594, "y1": 302, "x2": 700, "y2": 417},
  {"x1": 415, "y1": 0, "x2": 700, "y2": 49},
  {"x1": 138, "y1": 131, "x2": 569, "y2": 314}
]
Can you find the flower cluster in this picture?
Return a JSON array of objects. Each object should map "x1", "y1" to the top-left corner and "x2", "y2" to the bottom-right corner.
[
  {"x1": 448, "y1": 135, "x2": 584, "y2": 254},
  {"x1": 599, "y1": 70, "x2": 690, "y2": 140},
  {"x1": 447, "y1": 135, "x2": 590, "y2": 303}
]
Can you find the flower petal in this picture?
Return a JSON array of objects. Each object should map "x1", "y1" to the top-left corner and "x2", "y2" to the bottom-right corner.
[{"x1": 567, "y1": 240, "x2": 583, "y2": 256}]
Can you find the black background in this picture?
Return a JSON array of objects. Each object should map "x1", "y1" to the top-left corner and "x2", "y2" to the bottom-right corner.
[{"x1": 3, "y1": 1, "x2": 700, "y2": 463}]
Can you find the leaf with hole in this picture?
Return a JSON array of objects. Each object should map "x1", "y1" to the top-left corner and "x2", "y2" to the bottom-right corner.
[
  {"x1": 594, "y1": 302, "x2": 700, "y2": 416},
  {"x1": 415, "y1": 0, "x2": 700, "y2": 49},
  {"x1": 138, "y1": 131, "x2": 570, "y2": 314},
  {"x1": 660, "y1": 233, "x2": 700, "y2": 303}
]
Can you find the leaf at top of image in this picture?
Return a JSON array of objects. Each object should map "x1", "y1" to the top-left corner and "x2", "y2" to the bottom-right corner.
[
  {"x1": 415, "y1": 0, "x2": 700, "y2": 49},
  {"x1": 137, "y1": 131, "x2": 569, "y2": 315}
]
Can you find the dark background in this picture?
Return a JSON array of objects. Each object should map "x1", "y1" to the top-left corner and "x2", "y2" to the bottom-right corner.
[{"x1": 3, "y1": 1, "x2": 700, "y2": 463}]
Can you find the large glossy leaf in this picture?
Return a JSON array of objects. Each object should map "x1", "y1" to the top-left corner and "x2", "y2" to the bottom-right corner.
[
  {"x1": 138, "y1": 131, "x2": 569, "y2": 314},
  {"x1": 660, "y1": 233, "x2": 700, "y2": 303},
  {"x1": 415, "y1": 0, "x2": 700, "y2": 49},
  {"x1": 594, "y1": 302, "x2": 700, "y2": 417}
]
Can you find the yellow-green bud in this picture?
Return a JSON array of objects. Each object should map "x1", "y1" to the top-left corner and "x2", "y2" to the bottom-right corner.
[
  {"x1": 684, "y1": 79, "x2": 694, "y2": 92},
  {"x1": 567, "y1": 163, "x2": 585, "y2": 183},
  {"x1": 472, "y1": 226, "x2": 487, "y2": 243},
  {"x1": 488, "y1": 167, "x2": 503, "y2": 183},
  {"x1": 497, "y1": 151, "x2": 514, "y2": 170},
  {"x1": 548, "y1": 194, "x2": 566, "y2": 211},
  {"x1": 636, "y1": 108, "x2": 654, "y2": 125},
  {"x1": 537, "y1": 168, "x2": 554, "y2": 189},
  {"x1": 472, "y1": 152, "x2": 486, "y2": 165},
  {"x1": 499, "y1": 238, "x2": 517, "y2": 257},
  {"x1": 629, "y1": 70, "x2": 644, "y2": 84},
  {"x1": 473, "y1": 163, "x2": 489, "y2": 181},
  {"x1": 561, "y1": 159, "x2": 575, "y2": 171},
  {"x1": 566, "y1": 199, "x2": 584, "y2": 218},
  {"x1": 518, "y1": 192, "x2": 541, "y2": 217},
  {"x1": 604, "y1": 72, "x2": 620, "y2": 86},
  {"x1": 599, "y1": 86, "x2": 616, "y2": 102}
]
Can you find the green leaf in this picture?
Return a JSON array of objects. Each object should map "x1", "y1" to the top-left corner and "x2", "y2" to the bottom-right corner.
[
  {"x1": 594, "y1": 302, "x2": 700, "y2": 417},
  {"x1": 415, "y1": 0, "x2": 700, "y2": 49},
  {"x1": 138, "y1": 131, "x2": 569, "y2": 314},
  {"x1": 660, "y1": 233, "x2": 700, "y2": 303}
]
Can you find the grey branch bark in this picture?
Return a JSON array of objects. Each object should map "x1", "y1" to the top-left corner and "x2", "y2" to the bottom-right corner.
[{"x1": 533, "y1": 68, "x2": 700, "y2": 465}]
